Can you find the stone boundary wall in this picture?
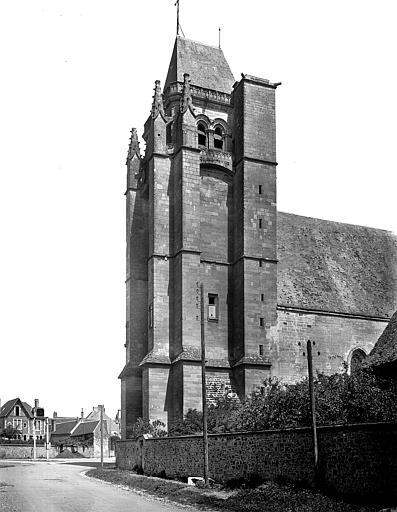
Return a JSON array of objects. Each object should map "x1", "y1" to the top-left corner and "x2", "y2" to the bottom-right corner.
[
  {"x1": 0, "y1": 444, "x2": 58, "y2": 459},
  {"x1": 116, "y1": 423, "x2": 397, "y2": 500}
]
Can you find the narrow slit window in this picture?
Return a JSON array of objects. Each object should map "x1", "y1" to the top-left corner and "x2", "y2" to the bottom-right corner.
[
  {"x1": 260, "y1": 317, "x2": 264, "y2": 327},
  {"x1": 259, "y1": 218, "x2": 262, "y2": 229},
  {"x1": 259, "y1": 344, "x2": 264, "y2": 356},
  {"x1": 259, "y1": 260, "x2": 262, "y2": 267},
  {"x1": 258, "y1": 185, "x2": 262, "y2": 195},
  {"x1": 261, "y1": 293, "x2": 264, "y2": 302},
  {"x1": 166, "y1": 122, "x2": 172, "y2": 144},
  {"x1": 148, "y1": 303, "x2": 154, "y2": 329},
  {"x1": 208, "y1": 294, "x2": 219, "y2": 321}
]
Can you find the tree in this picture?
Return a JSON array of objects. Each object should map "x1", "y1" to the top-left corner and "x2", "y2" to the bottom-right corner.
[{"x1": 0, "y1": 425, "x2": 22, "y2": 440}]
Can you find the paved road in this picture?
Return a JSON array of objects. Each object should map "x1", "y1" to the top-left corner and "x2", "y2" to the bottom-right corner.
[{"x1": 0, "y1": 460, "x2": 192, "y2": 512}]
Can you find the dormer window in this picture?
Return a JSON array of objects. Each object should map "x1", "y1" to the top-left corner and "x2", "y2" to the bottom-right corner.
[
  {"x1": 197, "y1": 122, "x2": 207, "y2": 147},
  {"x1": 214, "y1": 125, "x2": 224, "y2": 150}
]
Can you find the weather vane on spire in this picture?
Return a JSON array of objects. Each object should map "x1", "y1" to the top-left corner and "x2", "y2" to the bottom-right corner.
[{"x1": 174, "y1": 0, "x2": 185, "y2": 37}]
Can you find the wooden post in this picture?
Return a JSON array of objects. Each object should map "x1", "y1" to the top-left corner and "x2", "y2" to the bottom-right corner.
[
  {"x1": 46, "y1": 417, "x2": 49, "y2": 460},
  {"x1": 307, "y1": 340, "x2": 319, "y2": 484},
  {"x1": 99, "y1": 404, "x2": 104, "y2": 469},
  {"x1": 200, "y1": 284, "x2": 209, "y2": 486}
]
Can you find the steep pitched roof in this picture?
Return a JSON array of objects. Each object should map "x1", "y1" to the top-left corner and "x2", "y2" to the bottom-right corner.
[
  {"x1": 52, "y1": 420, "x2": 78, "y2": 436},
  {"x1": 277, "y1": 212, "x2": 397, "y2": 317},
  {"x1": 71, "y1": 420, "x2": 99, "y2": 436},
  {"x1": 0, "y1": 398, "x2": 32, "y2": 419},
  {"x1": 164, "y1": 36, "x2": 235, "y2": 94},
  {"x1": 365, "y1": 311, "x2": 397, "y2": 368},
  {"x1": 86, "y1": 409, "x2": 119, "y2": 434}
]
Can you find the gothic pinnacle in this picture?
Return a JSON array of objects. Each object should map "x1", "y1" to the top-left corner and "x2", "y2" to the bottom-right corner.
[{"x1": 151, "y1": 80, "x2": 165, "y2": 119}]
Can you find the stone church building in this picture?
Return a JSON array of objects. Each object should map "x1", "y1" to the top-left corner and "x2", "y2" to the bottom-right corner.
[{"x1": 119, "y1": 36, "x2": 397, "y2": 437}]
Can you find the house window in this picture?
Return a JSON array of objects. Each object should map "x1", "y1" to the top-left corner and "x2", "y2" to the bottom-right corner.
[
  {"x1": 197, "y1": 122, "x2": 207, "y2": 147},
  {"x1": 148, "y1": 303, "x2": 153, "y2": 329},
  {"x1": 260, "y1": 317, "x2": 264, "y2": 327},
  {"x1": 261, "y1": 293, "x2": 264, "y2": 302},
  {"x1": 259, "y1": 260, "x2": 262, "y2": 267},
  {"x1": 214, "y1": 126, "x2": 224, "y2": 150},
  {"x1": 15, "y1": 406, "x2": 20, "y2": 416},
  {"x1": 258, "y1": 185, "x2": 262, "y2": 195},
  {"x1": 259, "y1": 218, "x2": 262, "y2": 229},
  {"x1": 208, "y1": 294, "x2": 219, "y2": 321},
  {"x1": 258, "y1": 344, "x2": 264, "y2": 356}
]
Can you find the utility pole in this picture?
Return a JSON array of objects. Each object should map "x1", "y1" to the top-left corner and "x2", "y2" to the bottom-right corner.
[
  {"x1": 99, "y1": 404, "x2": 104, "y2": 469},
  {"x1": 307, "y1": 340, "x2": 319, "y2": 484},
  {"x1": 32, "y1": 417, "x2": 37, "y2": 460},
  {"x1": 45, "y1": 417, "x2": 49, "y2": 461},
  {"x1": 200, "y1": 284, "x2": 209, "y2": 486}
]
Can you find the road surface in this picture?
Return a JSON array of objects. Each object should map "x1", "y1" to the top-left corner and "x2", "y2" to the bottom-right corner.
[{"x1": 0, "y1": 459, "x2": 194, "y2": 512}]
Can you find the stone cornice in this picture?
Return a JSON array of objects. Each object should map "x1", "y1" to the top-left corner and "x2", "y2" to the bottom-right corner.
[{"x1": 277, "y1": 305, "x2": 391, "y2": 323}]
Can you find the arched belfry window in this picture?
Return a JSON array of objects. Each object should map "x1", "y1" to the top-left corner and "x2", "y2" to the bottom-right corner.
[
  {"x1": 350, "y1": 348, "x2": 366, "y2": 374},
  {"x1": 197, "y1": 122, "x2": 207, "y2": 147},
  {"x1": 214, "y1": 125, "x2": 224, "y2": 150}
]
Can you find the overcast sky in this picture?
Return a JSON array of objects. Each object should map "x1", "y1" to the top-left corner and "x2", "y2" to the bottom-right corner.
[{"x1": 1, "y1": 0, "x2": 396, "y2": 419}]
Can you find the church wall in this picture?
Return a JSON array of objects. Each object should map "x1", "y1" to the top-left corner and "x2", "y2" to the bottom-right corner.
[
  {"x1": 201, "y1": 262, "x2": 229, "y2": 360},
  {"x1": 242, "y1": 161, "x2": 277, "y2": 261},
  {"x1": 126, "y1": 191, "x2": 148, "y2": 365},
  {"x1": 274, "y1": 309, "x2": 389, "y2": 382},
  {"x1": 142, "y1": 367, "x2": 169, "y2": 425},
  {"x1": 244, "y1": 258, "x2": 277, "y2": 358},
  {"x1": 200, "y1": 173, "x2": 231, "y2": 262}
]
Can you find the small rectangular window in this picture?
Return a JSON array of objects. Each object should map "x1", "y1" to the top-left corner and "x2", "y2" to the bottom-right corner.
[
  {"x1": 258, "y1": 185, "x2": 262, "y2": 195},
  {"x1": 260, "y1": 317, "x2": 264, "y2": 327},
  {"x1": 208, "y1": 294, "x2": 219, "y2": 321},
  {"x1": 261, "y1": 293, "x2": 264, "y2": 302},
  {"x1": 259, "y1": 218, "x2": 262, "y2": 229},
  {"x1": 148, "y1": 303, "x2": 153, "y2": 329},
  {"x1": 15, "y1": 406, "x2": 20, "y2": 416},
  {"x1": 259, "y1": 260, "x2": 262, "y2": 267},
  {"x1": 259, "y1": 344, "x2": 264, "y2": 356}
]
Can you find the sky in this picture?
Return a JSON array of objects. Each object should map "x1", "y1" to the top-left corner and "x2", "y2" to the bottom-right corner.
[{"x1": 0, "y1": 0, "x2": 396, "y2": 419}]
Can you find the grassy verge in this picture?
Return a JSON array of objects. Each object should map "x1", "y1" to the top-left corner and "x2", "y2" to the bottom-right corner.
[{"x1": 86, "y1": 468, "x2": 380, "y2": 512}]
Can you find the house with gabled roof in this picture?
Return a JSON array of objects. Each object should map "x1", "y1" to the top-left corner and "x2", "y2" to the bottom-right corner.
[
  {"x1": 51, "y1": 417, "x2": 112, "y2": 457},
  {"x1": 0, "y1": 398, "x2": 46, "y2": 441}
]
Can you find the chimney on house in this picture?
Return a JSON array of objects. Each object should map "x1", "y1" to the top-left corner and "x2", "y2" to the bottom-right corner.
[
  {"x1": 34, "y1": 399, "x2": 39, "y2": 410},
  {"x1": 53, "y1": 411, "x2": 57, "y2": 418},
  {"x1": 81, "y1": 408, "x2": 84, "y2": 420}
]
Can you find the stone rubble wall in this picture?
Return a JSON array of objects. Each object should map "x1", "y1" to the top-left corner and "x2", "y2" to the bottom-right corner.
[
  {"x1": 0, "y1": 444, "x2": 58, "y2": 459},
  {"x1": 116, "y1": 422, "x2": 397, "y2": 500}
]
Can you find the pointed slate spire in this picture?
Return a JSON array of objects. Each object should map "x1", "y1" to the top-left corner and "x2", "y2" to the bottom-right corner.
[
  {"x1": 180, "y1": 73, "x2": 193, "y2": 113},
  {"x1": 151, "y1": 80, "x2": 165, "y2": 119}
]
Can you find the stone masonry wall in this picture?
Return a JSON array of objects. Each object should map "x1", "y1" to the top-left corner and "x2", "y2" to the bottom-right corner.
[
  {"x1": 0, "y1": 444, "x2": 58, "y2": 459},
  {"x1": 274, "y1": 309, "x2": 388, "y2": 382},
  {"x1": 116, "y1": 423, "x2": 397, "y2": 500}
]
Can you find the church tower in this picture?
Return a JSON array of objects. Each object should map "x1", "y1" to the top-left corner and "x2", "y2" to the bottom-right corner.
[{"x1": 119, "y1": 36, "x2": 280, "y2": 437}]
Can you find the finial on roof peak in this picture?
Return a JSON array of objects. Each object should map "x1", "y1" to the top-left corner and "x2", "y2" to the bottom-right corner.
[
  {"x1": 180, "y1": 73, "x2": 193, "y2": 113},
  {"x1": 151, "y1": 80, "x2": 165, "y2": 119}
]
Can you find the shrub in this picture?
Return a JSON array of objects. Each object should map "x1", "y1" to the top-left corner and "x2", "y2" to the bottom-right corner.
[
  {"x1": 128, "y1": 418, "x2": 167, "y2": 439},
  {"x1": 168, "y1": 369, "x2": 397, "y2": 435}
]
